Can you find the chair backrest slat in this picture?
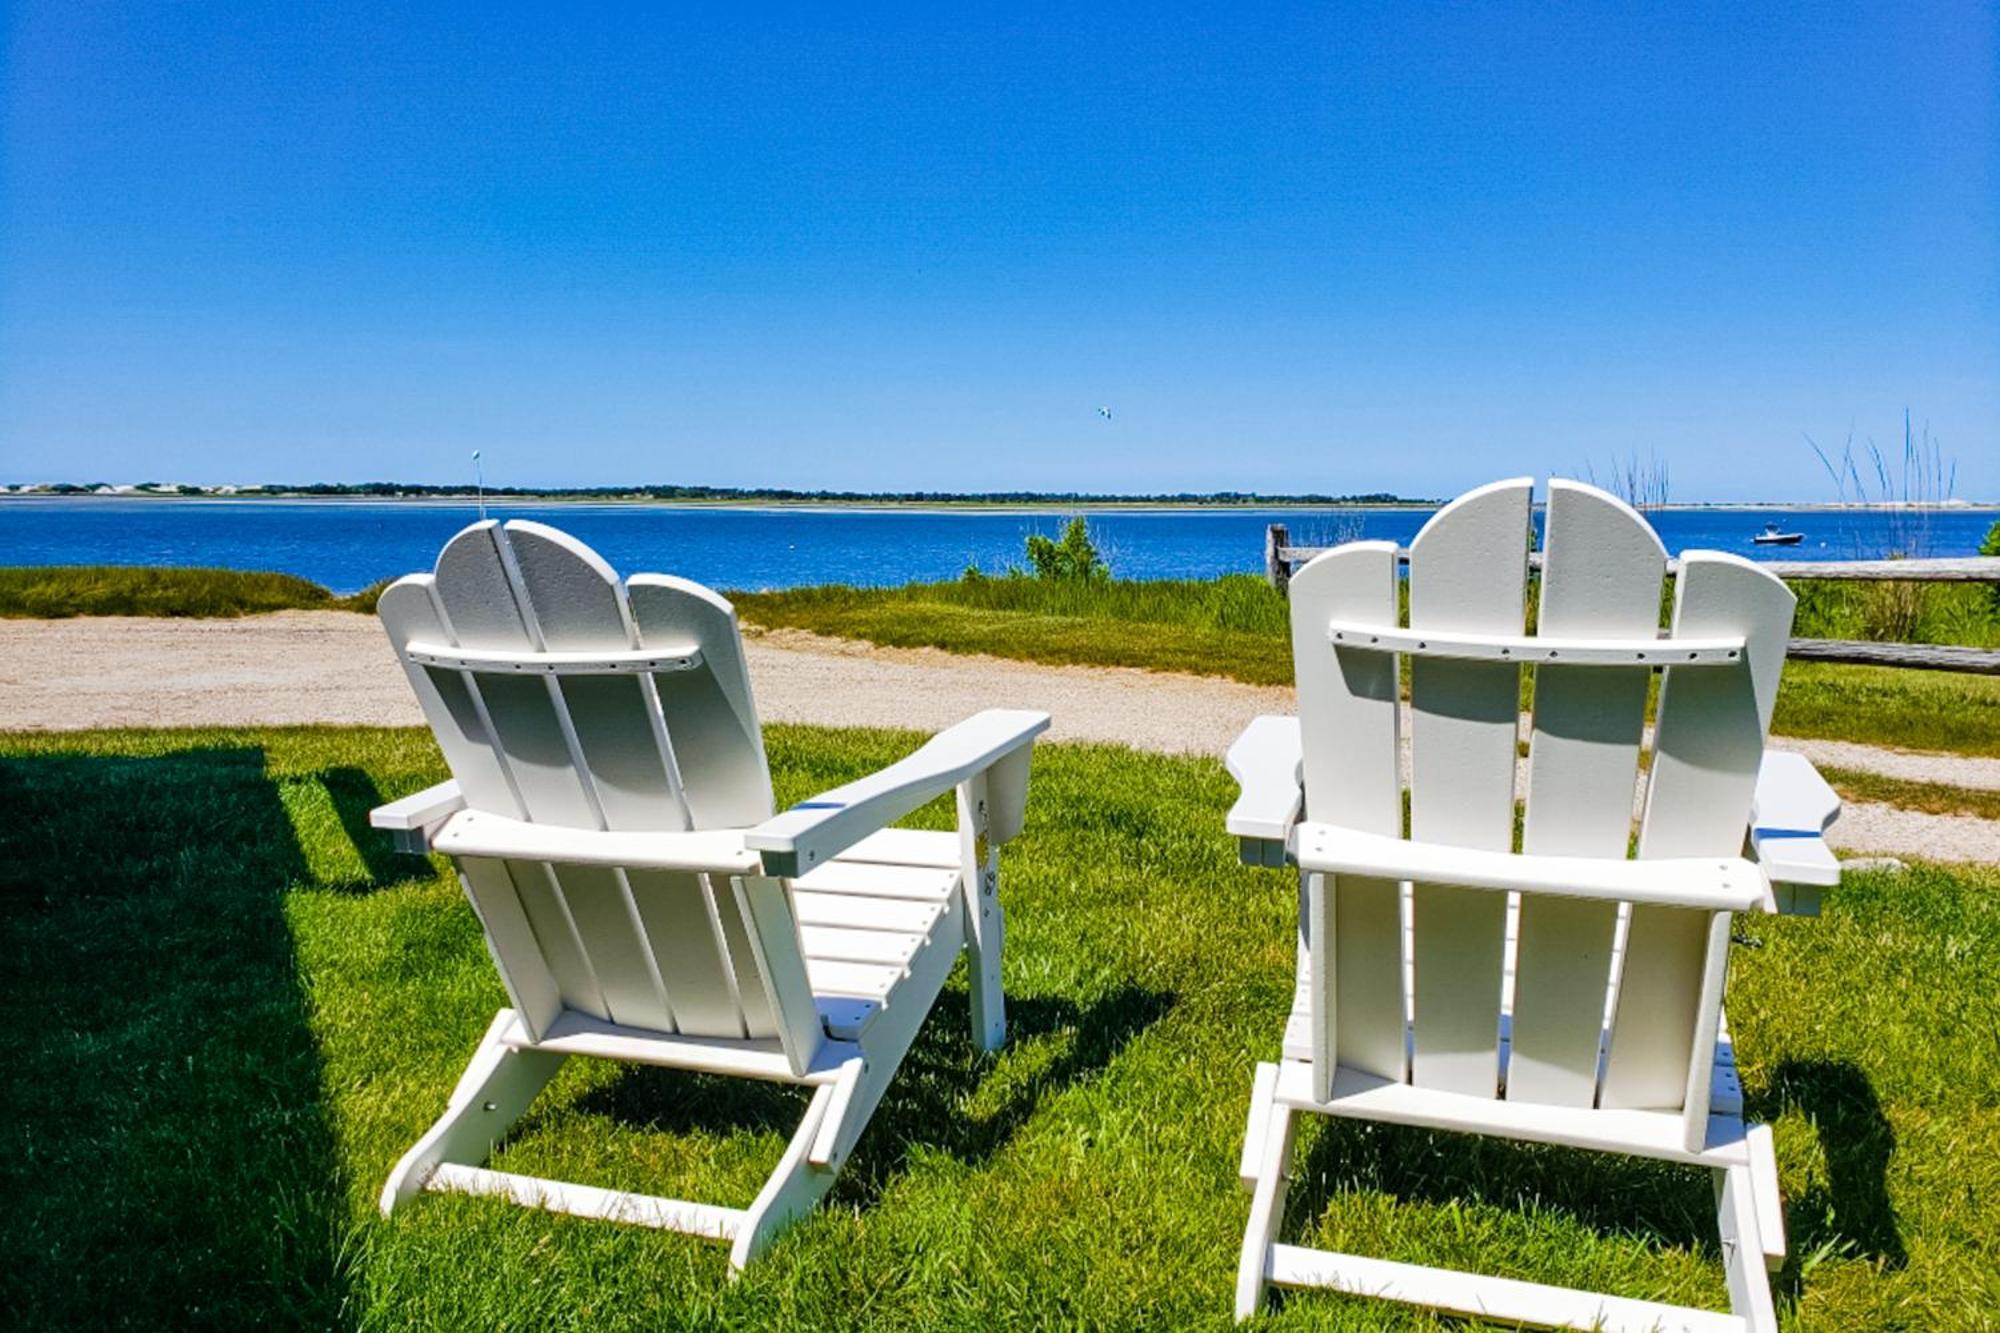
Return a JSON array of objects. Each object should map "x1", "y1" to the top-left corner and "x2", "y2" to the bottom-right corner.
[
  {"x1": 1598, "y1": 904, "x2": 1715, "y2": 1111},
  {"x1": 1289, "y1": 542, "x2": 1404, "y2": 1094},
  {"x1": 1407, "y1": 478, "x2": 1531, "y2": 850},
  {"x1": 1291, "y1": 543, "x2": 1402, "y2": 833},
  {"x1": 377, "y1": 577, "x2": 523, "y2": 817},
  {"x1": 455, "y1": 854, "x2": 565, "y2": 1038},
  {"x1": 1636, "y1": 554, "x2": 1794, "y2": 856},
  {"x1": 628, "y1": 575, "x2": 776, "y2": 830},
  {"x1": 1601, "y1": 552, "x2": 1793, "y2": 1110},
  {"x1": 1405, "y1": 479, "x2": 1530, "y2": 1098},
  {"x1": 430, "y1": 522, "x2": 609, "y2": 827},
  {"x1": 1520, "y1": 481, "x2": 1665, "y2": 856},
  {"x1": 556, "y1": 862, "x2": 678, "y2": 1032},
  {"x1": 385, "y1": 519, "x2": 808, "y2": 1057},
  {"x1": 505, "y1": 523, "x2": 692, "y2": 833},
  {"x1": 627, "y1": 867, "x2": 755, "y2": 1037},
  {"x1": 733, "y1": 875, "x2": 825, "y2": 1057},
  {"x1": 1510, "y1": 482, "x2": 1665, "y2": 1107},
  {"x1": 501, "y1": 858, "x2": 615, "y2": 1024}
]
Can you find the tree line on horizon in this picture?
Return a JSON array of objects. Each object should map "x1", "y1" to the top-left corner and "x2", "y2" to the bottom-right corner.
[{"x1": 23, "y1": 481, "x2": 1430, "y2": 505}]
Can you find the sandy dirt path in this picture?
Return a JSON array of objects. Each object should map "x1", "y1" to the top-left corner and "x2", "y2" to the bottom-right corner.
[
  {"x1": 2, "y1": 611, "x2": 1992, "y2": 862},
  {"x1": 0, "y1": 613, "x2": 1292, "y2": 751}
]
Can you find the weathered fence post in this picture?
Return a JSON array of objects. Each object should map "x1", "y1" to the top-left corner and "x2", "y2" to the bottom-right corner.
[{"x1": 1265, "y1": 523, "x2": 1291, "y2": 596}]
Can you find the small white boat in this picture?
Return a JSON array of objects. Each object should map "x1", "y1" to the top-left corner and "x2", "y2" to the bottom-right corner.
[{"x1": 1752, "y1": 522, "x2": 1805, "y2": 546}]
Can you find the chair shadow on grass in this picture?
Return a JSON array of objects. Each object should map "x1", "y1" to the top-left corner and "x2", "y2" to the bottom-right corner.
[
  {"x1": 567, "y1": 982, "x2": 1175, "y2": 1209},
  {"x1": 1282, "y1": 1116, "x2": 1721, "y2": 1261},
  {"x1": 0, "y1": 747, "x2": 356, "y2": 1328},
  {"x1": 1750, "y1": 1058, "x2": 1906, "y2": 1288},
  {"x1": 1271, "y1": 1058, "x2": 1906, "y2": 1306},
  {"x1": 313, "y1": 765, "x2": 441, "y2": 893}
]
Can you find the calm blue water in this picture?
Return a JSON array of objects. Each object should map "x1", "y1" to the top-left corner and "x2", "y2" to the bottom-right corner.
[{"x1": 2, "y1": 498, "x2": 1995, "y2": 595}]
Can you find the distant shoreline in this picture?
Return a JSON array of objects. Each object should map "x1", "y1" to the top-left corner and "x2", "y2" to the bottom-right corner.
[
  {"x1": 1, "y1": 491, "x2": 1435, "y2": 513},
  {"x1": 2, "y1": 492, "x2": 1995, "y2": 513}
]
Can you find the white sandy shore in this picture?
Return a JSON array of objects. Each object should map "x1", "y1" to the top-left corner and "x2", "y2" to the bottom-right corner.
[{"x1": 1, "y1": 611, "x2": 1992, "y2": 863}]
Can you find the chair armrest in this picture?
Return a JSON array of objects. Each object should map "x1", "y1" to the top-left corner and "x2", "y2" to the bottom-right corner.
[
  {"x1": 1748, "y1": 750, "x2": 1843, "y2": 914},
  {"x1": 370, "y1": 780, "x2": 466, "y2": 854},
  {"x1": 1226, "y1": 715, "x2": 1303, "y2": 867},
  {"x1": 747, "y1": 709, "x2": 1051, "y2": 878},
  {"x1": 432, "y1": 809, "x2": 762, "y2": 874},
  {"x1": 1296, "y1": 822, "x2": 1766, "y2": 912}
]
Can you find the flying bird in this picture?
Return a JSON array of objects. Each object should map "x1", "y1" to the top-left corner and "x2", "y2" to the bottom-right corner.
[{"x1": 1097, "y1": 406, "x2": 1113, "y2": 420}]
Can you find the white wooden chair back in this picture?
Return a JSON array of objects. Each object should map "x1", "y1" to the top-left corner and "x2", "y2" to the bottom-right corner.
[
  {"x1": 378, "y1": 519, "x2": 807, "y2": 1048},
  {"x1": 1290, "y1": 478, "x2": 1794, "y2": 1124}
]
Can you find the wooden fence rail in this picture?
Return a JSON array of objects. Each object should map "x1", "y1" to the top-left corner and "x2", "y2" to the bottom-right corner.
[{"x1": 1263, "y1": 523, "x2": 2000, "y2": 675}]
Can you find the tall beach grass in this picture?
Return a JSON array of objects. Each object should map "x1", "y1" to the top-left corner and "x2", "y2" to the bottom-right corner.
[{"x1": 0, "y1": 566, "x2": 388, "y2": 618}]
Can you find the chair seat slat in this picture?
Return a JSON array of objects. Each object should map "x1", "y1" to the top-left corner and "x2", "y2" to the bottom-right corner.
[
  {"x1": 799, "y1": 925, "x2": 926, "y2": 965},
  {"x1": 791, "y1": 892, "x2": 943, "y2": 934},
  {"x1": 805, "y1": 959, "x2": 903, "y2": 1001},
  {"x1": 834, "y1": 827, "x2": 963, "y2": 869},
  {"x1": 792, "y1": 860, "x2": 959, "y2": 902}
]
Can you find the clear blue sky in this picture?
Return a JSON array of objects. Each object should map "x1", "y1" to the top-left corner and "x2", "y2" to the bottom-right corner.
[{"x1": 3, "y1": 3, "x2": 1994, "y2": 498}]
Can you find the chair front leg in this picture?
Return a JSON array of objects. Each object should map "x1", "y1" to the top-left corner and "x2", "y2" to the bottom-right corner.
[
  {"x1": 1716, "y1": 1163, "x2": 1780, "y2": 1332},
  {"x1": 1236, "y1": 1062, "x2": 1297, "y2": 1321},
  {"x1": 730, "y1": 1082, "x2": 842, "y2": 1272},
  {"x1": 381, "y1": 1009, "x2": 566, "y2": 1215},
  {"x1": 957, "y1": 771, "x2": 1007, "y2": 1052}
]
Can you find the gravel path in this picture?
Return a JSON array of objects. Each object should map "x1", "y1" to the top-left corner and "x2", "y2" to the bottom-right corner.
[
  {"x1": 0, "y1": 614, "x2": 1292, "y2": 750},
  {"x1": 1774, "y1": 737, "x2": 2000, "y2": 792},
  {"x1": 2, "y1": 611, "x2": 1992, "y2": 862}
]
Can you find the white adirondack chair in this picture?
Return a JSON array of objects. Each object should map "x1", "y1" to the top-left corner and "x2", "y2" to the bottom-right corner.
[
  {"x1": 1227, "y1": 479, "x2": 1843, "y2": 1330},
  {"x1": 366, "y1": 519, "x2": 1048, "y2": 1270}
]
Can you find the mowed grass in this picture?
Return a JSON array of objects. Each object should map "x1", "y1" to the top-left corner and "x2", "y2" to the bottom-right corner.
[
  {"x1": 3, "y1": 725, "x2": 1996, "y2": 1329},
  {"x1": 735, "y1": 574, "x2": 1296, "y2": 682},
  {"x1": 0, "y1": 565, "x2": 386, "y2": 617}
]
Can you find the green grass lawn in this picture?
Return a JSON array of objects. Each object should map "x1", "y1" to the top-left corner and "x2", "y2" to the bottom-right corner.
[
  {"x1": 735, "y1": 574, "x2": 1297, "y2": 682},
  {"x1": 3, "y1": 725, "x2": 1995, "y2": 1329}
]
